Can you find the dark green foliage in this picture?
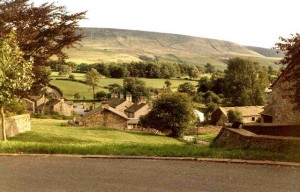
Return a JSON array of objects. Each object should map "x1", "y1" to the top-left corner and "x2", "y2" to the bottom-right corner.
[
  {"x1": 204, "y1": 63, "x2": 215, "y2": 74},
  {"x1": 197, "y1": 77, "x2": 212, "y2": 93},
  {"x1": 164, "y1": 80, "x2": 172, "y2": 88},
  {"x1": 224, "y1": 57, "x2": 269, "y2": 106},
  {"x1": 0, "y1": 0, "x2": 86, "y2": 91},
  {"x1": 140, "y1": 93, "x2": 195, "y2": 137},
  {"x1": 74, "y1": 93, "x2": 80, "y2": 100},
  {"x1": 95, "y1": 91, "x2": 108, "y2": 101},
  {"x1": 76, "y1": 63, "x2": 90, "y2": 73},
  {"x1": 123, "y1": 78, "x2": 149, "y2": 102},
  {"x1": 227, "y1": 110, "x2": 243, "y2": 123},
  {"x1": 68, "y1": 74, "x2": 75, "y2": 80},
  {"x1": 177, "y1": 82, "x2": 195, "y2": 95},
  {"x1": 109, "y1": 64, "x2": 129, "y2": 78}
]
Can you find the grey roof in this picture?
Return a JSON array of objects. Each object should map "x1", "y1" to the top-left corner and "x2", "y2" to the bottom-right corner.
[
  {"x1": 125, "y1": 103, "x2": 148, "y2": 113},
  {"x1": 107, "y1": 98, "x2": 126, "y2": 108},
  {"x1": 81, "y1": 106, "x2": 128, "y2": 121},
  {"x1": 219, "y1": 106, "x2": 264, "y2": 117},
  {"x1": 28, "y1": 95, "x2": 44, "y2": 101}
]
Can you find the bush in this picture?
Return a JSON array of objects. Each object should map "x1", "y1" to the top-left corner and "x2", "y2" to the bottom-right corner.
[
  {"x1": 140, "y1": 93, "x2": 196, "y2": 137},
  {"x1": 227, "y1": 110, "x2": 243, "y2": 124}
]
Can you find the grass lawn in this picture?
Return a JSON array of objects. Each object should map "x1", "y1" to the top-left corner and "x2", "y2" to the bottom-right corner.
[{"x1": 1, "y1": 119, "x2": 300, "y2": 162}]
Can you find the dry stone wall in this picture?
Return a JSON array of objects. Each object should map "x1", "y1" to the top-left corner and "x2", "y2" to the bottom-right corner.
[{"x1": 0, "y1": 114, "x2": 31, "y2": 140}]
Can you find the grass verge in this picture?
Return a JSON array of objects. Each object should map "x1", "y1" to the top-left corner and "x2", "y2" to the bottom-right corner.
[{"x1": 0, "y1": 119, "x2": 300, "y2": 162}]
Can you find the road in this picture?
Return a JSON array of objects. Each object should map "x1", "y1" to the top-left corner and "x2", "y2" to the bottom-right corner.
[{"x1": 0, "y1": 156, "x2": 300, "y2": 192}]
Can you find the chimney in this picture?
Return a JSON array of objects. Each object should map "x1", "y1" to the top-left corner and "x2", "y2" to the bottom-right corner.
[
  {"x1": 126, "y1": 93, "x2": 132, "y2": 102},
  {"x1": 138, "y1": 96, "x2": 147, "y2": 104},
  {"x1": 111, "y1": 93, "x2": 117, "y2": 98},
  {"x1": 119, "y1": 93, "x2": 124, "y2": 99},
  {"x1": 101, "y1": 101, "x2": 109, "y2": 109}
]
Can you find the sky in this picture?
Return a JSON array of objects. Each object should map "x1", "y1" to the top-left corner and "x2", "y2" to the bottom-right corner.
[{"x1": 31, "y1": 0, "x2": 300, "y2": 48}]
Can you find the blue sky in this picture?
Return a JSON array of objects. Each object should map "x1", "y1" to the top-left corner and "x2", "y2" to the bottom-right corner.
[{"x1": 31, "y1": 0, "x2": 300, "y2": 48}]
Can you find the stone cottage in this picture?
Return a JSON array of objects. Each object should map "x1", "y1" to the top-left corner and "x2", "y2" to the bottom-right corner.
[
  {"x1": 80, "y1": 103, "x2": 129, "y2": 129},
  {"x1": 108, "y1": 93, "x2": 134, "y2": 112},
  {"x1": 124, "y1": 97, "x2": 150, "y2": 119},
  {"x1": 39, "y1": 99, "x2": 73, "y2": 116},
  {"x1": 261, "y1": 65, "x2": 300, "y2": 124},
  {"x1": 211, "y1": 106, "x2": 264, "y2": 126}
]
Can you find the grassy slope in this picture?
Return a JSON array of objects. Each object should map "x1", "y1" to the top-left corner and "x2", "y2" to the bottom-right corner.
[
  {"x1": 65, "y1": 28, "x2": 280, "y2": 69},
  {"x1": 1, "y1": 118, "x2": 300, "y2": 162}
]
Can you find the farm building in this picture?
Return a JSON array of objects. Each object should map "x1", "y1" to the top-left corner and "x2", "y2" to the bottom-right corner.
[{"x1": 211, "y1": 106, "x2": 264, "y2": 125}]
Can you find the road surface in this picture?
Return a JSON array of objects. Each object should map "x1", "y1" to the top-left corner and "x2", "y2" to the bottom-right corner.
[{"x1": 0, "y1": 156, "x2": 299, "y2": 192}]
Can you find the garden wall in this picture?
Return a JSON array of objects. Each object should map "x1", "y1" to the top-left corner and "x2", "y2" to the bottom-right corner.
[
  {"x1": 0, "y1": 114, "x2": 31, "y2": 140},
  {"x1": 213, "y1": 125, "x2": 300, "y2": 152},
  {"x1": 243, "y1": 123, "x2": 300, "y2": 137}
]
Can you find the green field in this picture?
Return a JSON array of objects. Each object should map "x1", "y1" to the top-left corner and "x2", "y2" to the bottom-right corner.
[
  {"x1": 50, "y1": 72, "x2": 199, "y2": 99},
  {"x1": 1, "y1": 118, "x2": 300, "y2": 162}
]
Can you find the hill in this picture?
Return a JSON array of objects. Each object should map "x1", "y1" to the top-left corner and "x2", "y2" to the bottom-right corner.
[
  {"x1": 65, "y1": 28, "x2": 281, "y2": 69},
  {"x1": 245, "y1": 46, "x2": 284, "y2": 58}
]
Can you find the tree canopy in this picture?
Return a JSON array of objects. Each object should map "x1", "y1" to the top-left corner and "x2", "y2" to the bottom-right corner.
[
  {"x1": 276, "y1": 33, "x2": 300, "y2": 109},
  {"x1": 0, "y1": 0, "x2": 86, "y2": 91},
  {"x1": 0, "y1": 32, "x2": 33, "y2": 140},
  {"x1": 224, "y1": 57, "x2": 269, "y2": 106},
  {"x1": 140, "y1": 93, "x2": 195, "y2": 137},
  {"x1": 85, "y1": 68, "x2": 101, "y2": 99}
]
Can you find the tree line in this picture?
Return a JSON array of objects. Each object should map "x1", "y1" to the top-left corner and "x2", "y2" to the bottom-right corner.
[{"x1": 48, "y1": 60, "x2": 216, "y2": 79}]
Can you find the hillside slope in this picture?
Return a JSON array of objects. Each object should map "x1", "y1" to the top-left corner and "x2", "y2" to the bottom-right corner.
[{"x1": 66, "y1": 28, "x2": 281, "y2": 69}]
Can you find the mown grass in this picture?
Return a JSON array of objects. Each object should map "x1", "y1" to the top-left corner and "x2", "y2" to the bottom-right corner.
[{"x1": 1, "y1": 119, "x2": 300, "y2": 162}]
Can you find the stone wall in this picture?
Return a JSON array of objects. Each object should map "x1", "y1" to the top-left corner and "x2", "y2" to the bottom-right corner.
[
  {"x1": 272, "y1": 66, "x2": 300, "y2": 124},
  {"x1": 243, "y1": 123, "x2": 300, "y2": 137},
  {"x1": 213, "y1": 126, "x2": 300, "y2": 152},
  {"x1": 0, "y1": 114, "x2": 31, "y2": 140}
]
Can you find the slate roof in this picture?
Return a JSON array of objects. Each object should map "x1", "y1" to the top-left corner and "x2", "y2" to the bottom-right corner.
[
  {"x1": 124, "y1": 103, "x2": 148, "y2": 113},
  {"x1": 107, "y1": 98, "x2": 126, "y2": 108},
  {"x1": 28, "y1": 95, "x2": 44, "y2": 101},
  {"x1": 219, "y1": 106, "x2": 264, "y2": 117},
  {"x1": 81, "y1": 106, "x2": 128, "y2": 121}
]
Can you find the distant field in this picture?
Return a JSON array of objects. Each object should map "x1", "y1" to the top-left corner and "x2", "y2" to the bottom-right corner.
[{"x1": 50, "y1": 72, "x2": 199, "y2": 99}]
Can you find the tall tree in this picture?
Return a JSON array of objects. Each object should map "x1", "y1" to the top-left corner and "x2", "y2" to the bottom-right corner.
[
  {"x1": 0, "y1": 32, "x2": 33, "y2": 141},
  {"x1": 123, "y1": 77, "x2": 149, "y2": 102},
  {"x1": 0, "y1": 0, "x2": 86, "y2": 91},
  {"x1": 275, "y1": 33, "x2": 300, "y2": 109},
  {"x1": 204, "y1": 63, "x2": 215, "y2": 74},
  {"x1": 224, "y1": 57, "x2": 269, "y2": 106},
  {"x1": 140, "y1": 93, "x2": 195, "y2": 137},
  {"x1": 85, "y1": 68, "x2": 101, "y2": 99}
]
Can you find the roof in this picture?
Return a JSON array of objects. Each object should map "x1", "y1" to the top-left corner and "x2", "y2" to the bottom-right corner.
[
  {"x1": 107, "y1": 98, "x2": 126, "y2": 108},
  {"x1": 28, "y1": 95, "x2": 44, "y2": 101},
  {"x1": 219, "y1": 106, "x2": 264, "y2": 117},
  {"x1": 125, "y1": 103, "x2": 148, "y2": 113},
  {"x1": 36, "y1": 99, "x2": 61, "y2": 110},
  {"x1": 81, "y1": 106, "x2": 128, "y2": 121},
  {"x1": 260, "y1": 104, "x2": 274, "y2": 117}
]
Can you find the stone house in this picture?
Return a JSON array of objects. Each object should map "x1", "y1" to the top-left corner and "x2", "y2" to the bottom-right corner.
[
  {"x1": 261, "y1": 65, "x2": 300, "y2": 124},
  {"x1": 40, "y1": 99, "x2": 73, "y2": 116},
  {"x1": 22, "y1": 95, "x2": 49, "y2": 114},
  {"x1": 124, "y1": 97, "x2": 151, "y2": 119},
  {"x1": 211, "y1": 106, "x2": 264, "y2": 126},
  {"x1": 80, "y1": 104, "x2": 129, "y2": 129},
  {"x1": 108, "y1": 93, "x2": 134, "y2": 112}
]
